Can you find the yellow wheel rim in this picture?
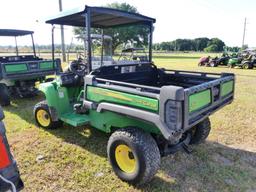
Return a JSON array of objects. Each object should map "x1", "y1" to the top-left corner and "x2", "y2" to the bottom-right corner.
[
  {"x1": 36, "y1": 109, "x2": 51, "y2": 127},
  {"x1": 115, "y1": 144, "x2": 136, "y2": 173}
]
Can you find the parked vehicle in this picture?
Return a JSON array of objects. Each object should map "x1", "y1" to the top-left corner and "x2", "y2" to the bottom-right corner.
[
  {"x1": 0, "y1": 29, "x2": 62, "y2": 106},
  {"x1": 198, "y1": 56, "x2": 210, "y2": 66},
  {"x1": 228, "y1": 51, "x2": 255, "y2": 69},
  {"x1": 34, "y1": 6, "x2": 235, "y2": 185},
  {"x1": 208, "y1": 55, "x2": 230, "y2": 67},
  {"x1": 0, "y1": 106, "x2": 24, "y2": 191},
  {"x1": 118, "y1": 48, "x2": 148, "y2": 62}
]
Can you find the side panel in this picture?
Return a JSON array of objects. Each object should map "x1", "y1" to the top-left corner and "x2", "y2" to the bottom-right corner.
[
  {"x1": 39, "y1": 61, "x2": 54, "y2": 69},
  {"x1": 89, "y1": 110, "x2": 160, "y2": 134},
  {"x1": 5, "y1": 64, "x2": 28, "y2": 73},
  {"x1": 221, "y1": 80, "x2": 234, "y2": 97},
  {"x1": 87, "y1": 86, "x2": 159, "y2": 112},
  {"x1": 189, "y1": 89, "x2": 211, "y2": 113}
]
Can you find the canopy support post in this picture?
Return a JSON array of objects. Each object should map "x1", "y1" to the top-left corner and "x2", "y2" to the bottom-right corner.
[
  {"x1": 85, "y1": 9, "x2": 92, "y2": 73},
  {"x1": 148, "y1": 23, "x2": 153, "y2": 63},
  {"x1": 14, "y1": 37, "x2": 18, "y2": 56},
  {"x1": 51, "y1": 25, "x2": 55, "y2": 62},
  {"x1": 31, "y1": 34, "x2": 36, "y2": 57},
  {"x1": 101, "y1": 29, "x2": 104, "y2": 67}
]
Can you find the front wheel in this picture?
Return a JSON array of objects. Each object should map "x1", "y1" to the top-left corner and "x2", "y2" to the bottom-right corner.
[
  {"x1": 107, "y1": 127, "x2": 160, "y2": 185},
  {"x1": 34, "y1": 101, "x2": 62, "y2": 129},
  {"x1": 209, "y1": 61, "x2": 217, "y2": 67},
  {"x1": 190, "y1": 118, "x2": 211, "y2": 144}
]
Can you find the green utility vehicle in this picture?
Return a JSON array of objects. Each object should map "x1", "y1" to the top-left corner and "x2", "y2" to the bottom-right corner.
[
  {"x1": 228, "y1": 51, "x2": 255, "y2": 69},
  {"x1": 0, "y1": 29, "x2": 62, "y2": 106},
  {"x1": 34, "y1": 6, "x2": 235, "y2": 185}
]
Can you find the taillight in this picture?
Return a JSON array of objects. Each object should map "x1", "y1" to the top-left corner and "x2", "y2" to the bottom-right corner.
[
  {"x1": 0, "y1": 135, "x2": 11, "y2": 169},
  {"x1": 165, "y1": 100, "x2": 183, "y2": 132}
]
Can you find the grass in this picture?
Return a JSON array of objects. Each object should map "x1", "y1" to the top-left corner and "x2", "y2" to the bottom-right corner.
[{"x1": 3, "y1": 53, "x2": 256, "y2": 191}]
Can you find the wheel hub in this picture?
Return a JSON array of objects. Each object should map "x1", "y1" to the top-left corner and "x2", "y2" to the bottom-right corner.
[
  {"x1": 36, "y1": 109, "x2": 50, "y2": 127},
  {"x1": 115, "y1": 144, "x2": 136, "y2": 173}
]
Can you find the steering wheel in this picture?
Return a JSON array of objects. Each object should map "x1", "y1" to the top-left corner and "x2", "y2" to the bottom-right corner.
[{"x1": 69, "y1": 58, "x2": 87, "y2": 77}]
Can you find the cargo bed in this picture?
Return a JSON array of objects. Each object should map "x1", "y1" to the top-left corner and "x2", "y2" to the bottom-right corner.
[
  {"x1": 0, "y1": 55, "x2": 61, "y2": 81},
  {"x1": 87, "y1": 63, "x2": 235, "y2": 139}
]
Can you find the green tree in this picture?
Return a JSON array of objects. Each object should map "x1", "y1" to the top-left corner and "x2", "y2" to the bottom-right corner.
[
  {"x1": 204, "y1": 44, "x2": 218, "y2": 52},
  {"x1": 207, "y1": 38, "x2": 225, "y2": 52},
  {"x1": 73, "y1": 3, "x2": 149, "y2": 54},
  {"x1": 194, "y1": 38, "x2": 210, "y2": 51}
]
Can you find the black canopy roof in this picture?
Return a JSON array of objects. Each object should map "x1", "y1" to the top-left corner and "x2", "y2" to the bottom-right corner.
[
  {"x1": 0, "y1": 29, "x2": 34, "y2": 36},
  {"x1": 46, "y1": 6, "x2": 156, "y2": 28}
]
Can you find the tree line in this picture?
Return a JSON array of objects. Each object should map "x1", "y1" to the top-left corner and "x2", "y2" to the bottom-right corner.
[{"x1": 153, "y1": 37, "x2": 236, "y2": 52}]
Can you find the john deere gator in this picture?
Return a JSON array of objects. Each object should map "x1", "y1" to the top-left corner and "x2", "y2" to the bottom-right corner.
[
  {"x1": 34, "y1": 6, "x2": 235, "y2": 185},
  {"x1": 0, "y1": 29, "x2": 62, "y2": 106}
]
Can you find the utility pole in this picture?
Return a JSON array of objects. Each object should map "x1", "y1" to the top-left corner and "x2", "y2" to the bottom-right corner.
[
  {"x1": 242, "y1": 17, "x2": 247, "y2": 49},
  {"x1": 59, "y1": 0, "x2": 66, "y2": 62}
]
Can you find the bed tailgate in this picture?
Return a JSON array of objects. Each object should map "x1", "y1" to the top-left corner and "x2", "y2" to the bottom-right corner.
[
  {"x1": 183, "y1": 73, "x2": 235, "y2": 130},
  {"x1": 0, "y1": 59, "x2": 61, "y2": 80}
]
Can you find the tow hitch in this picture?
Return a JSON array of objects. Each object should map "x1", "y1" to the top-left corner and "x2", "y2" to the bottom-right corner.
[{"x1": 161, "y1": 132, "x2": 193, "y2": 156}]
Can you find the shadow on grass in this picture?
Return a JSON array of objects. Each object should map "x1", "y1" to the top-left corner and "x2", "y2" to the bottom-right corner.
[
  {"x1": 139, "y1": 141, "x2": 256, "y2": 191},
  {"x1": 43, "y1": 124, "x2": 256, "y2": 191},
  {"x1": 3, "y1": 95, "x2": 109, "y2": 158},
  {"x1": 47, "y1": 125, "x2": 109, "y2": 158},
  {"x1": 3, "y1": 94, "x2": 44, "y2": 125}
]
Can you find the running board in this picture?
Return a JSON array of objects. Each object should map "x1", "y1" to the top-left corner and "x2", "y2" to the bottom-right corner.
[{"x1": 60, "y1": 112, "x2": 90, "y2": 127}]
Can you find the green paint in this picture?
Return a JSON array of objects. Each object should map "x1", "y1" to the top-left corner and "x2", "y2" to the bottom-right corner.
[
  {"x1": 221, "y1": 81, "x2": 234, "y2": 97},
  {"x1": 228, "y1": 58, "x2": 239, "y2": 64},
  {"x1": 39, "y1": 82, "x2": 83, "y2": 116},
  {"x1": 60, "y1": 112, "x2": 90, "y2": 126},
  {"x1": 189, "y1": 89, "x2": 211, "y2": 113},
  {"x1": 39, "y1": 82, "x2": 72, "y2": 115},
  {"x1": 40, "y1": 61, "x2": 54, "y2": 69},
  {"x1": 89, "y1": 110, "x2": 160, "y2": 134},
  {"x1": 40, "y1": 82, "x2": 160, "y2": 134},
  {"x1": 5, "y1": 64, "x2": 27, "y2": 73},
  {"x1": 86, "y1": 86, "x2": 159, "y2": 112}
]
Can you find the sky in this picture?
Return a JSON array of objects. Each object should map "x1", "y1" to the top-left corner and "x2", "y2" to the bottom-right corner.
[{"x1": 0, "y1": 0, "x2": 255, "y2": 47}]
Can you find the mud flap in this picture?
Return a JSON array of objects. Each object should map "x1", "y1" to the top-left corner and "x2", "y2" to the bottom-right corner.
[{"x1": 0, "y1": 106, "x2": 24, "y2": 191}]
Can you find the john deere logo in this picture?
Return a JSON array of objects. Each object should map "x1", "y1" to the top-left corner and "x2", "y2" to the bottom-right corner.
[{"x1": 89, "y1": 87, "x2": 158, "y2": 111}]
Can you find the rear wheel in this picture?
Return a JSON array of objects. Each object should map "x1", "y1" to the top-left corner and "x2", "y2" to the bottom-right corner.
[
  {"x1": 0, "y1": 84, "x2": 10, "y2": 106},
  {"x1": 242, "y1": 62, "x2": 253, "y2": 69},
  {"x1": 190, "y1": 118, "x2": 211, "y2": 144},
  {"x1": 107, "y1": 127, "x2": 160, "y2": 185},
  {"x1": 34, "y1": 101, "x2": 62, "y2": 129}
]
